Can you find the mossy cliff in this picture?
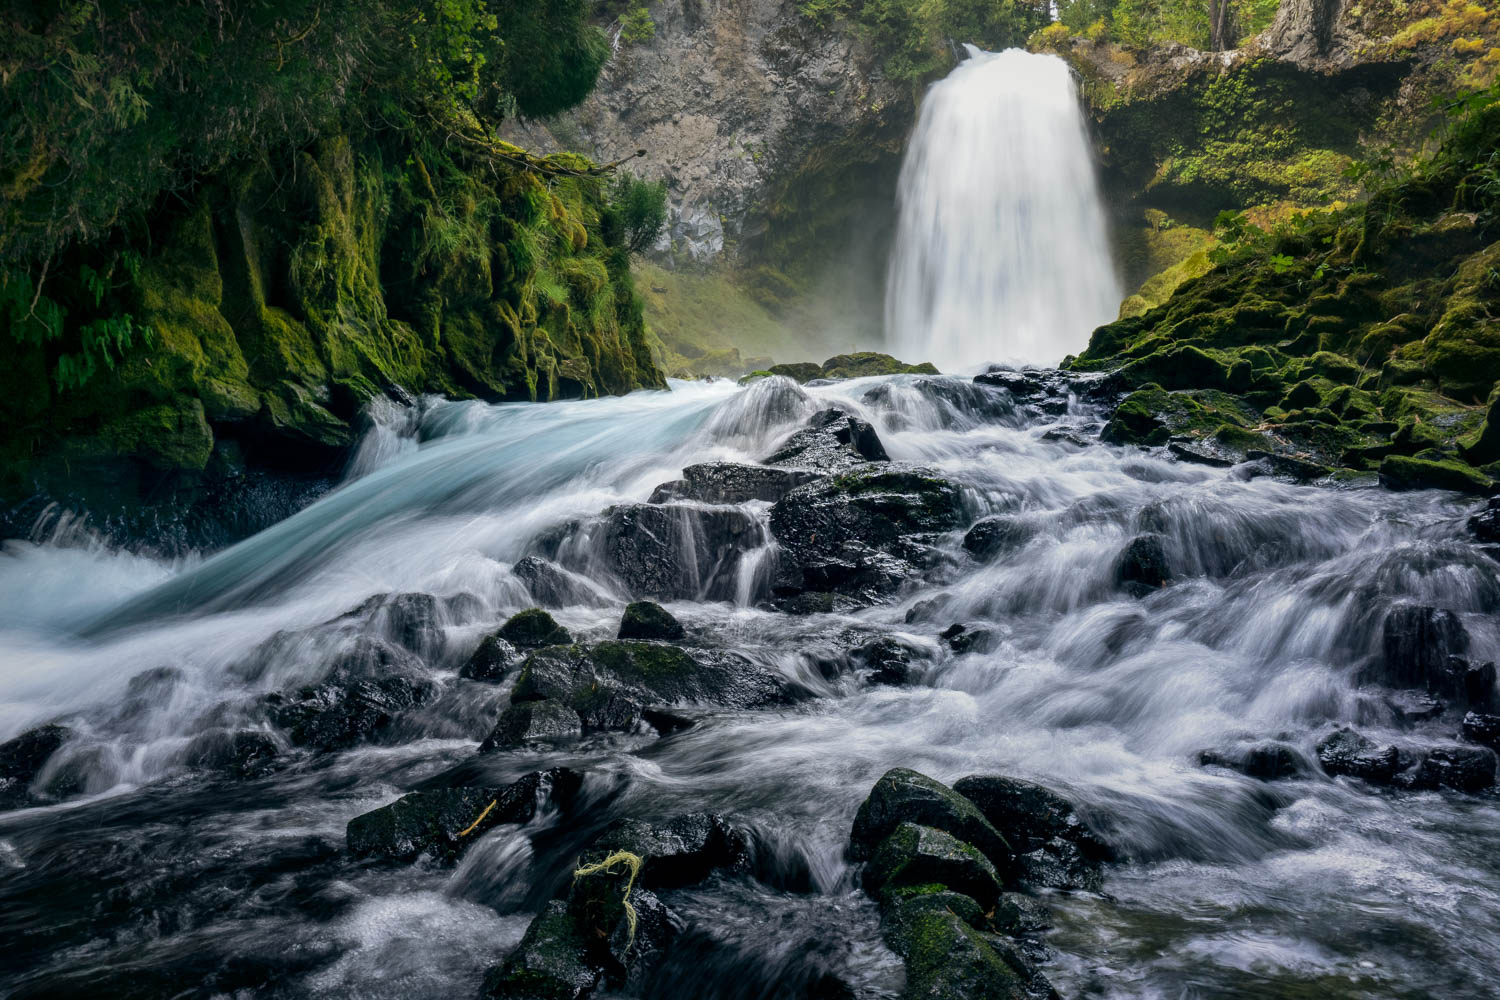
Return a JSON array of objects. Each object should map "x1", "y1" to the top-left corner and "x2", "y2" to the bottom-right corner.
[
  {"x1": 1067, "y1": 97, "x2": 1500, "y2": 493},
  {"x1": 1036, "y1": 0, "x2": 1500, "y2": 312},
  {"x1": 0, "y1": 132, "x2": 664, "y2": 531}
]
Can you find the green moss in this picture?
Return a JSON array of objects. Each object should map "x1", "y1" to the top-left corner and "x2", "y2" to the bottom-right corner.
[{"x1": 1380, "y1": 454, "x2": 1496, "y2": 493}]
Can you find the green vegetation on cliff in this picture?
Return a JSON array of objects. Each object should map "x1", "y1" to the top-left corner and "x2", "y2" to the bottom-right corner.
[
  {"x1": 0, "y1": 1, "x2": 668, "y2": 508},
  {"x1": 1070, "y1": 90, "x2": 1500, "y2": 492}
]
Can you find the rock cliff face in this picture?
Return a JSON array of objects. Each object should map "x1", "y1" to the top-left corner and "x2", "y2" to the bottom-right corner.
[{"x1": 505, "y1": 0, "x2": 913, "y2": 266}]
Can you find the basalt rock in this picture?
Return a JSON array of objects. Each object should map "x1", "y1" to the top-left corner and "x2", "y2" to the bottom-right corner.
[
  {"x1": 764, "y1": 408, "x2": 891, "y2": 473},
  {"x1": 0, "y1": 724, "x2": 72, "y2": 809},
  {"x1": 850, "y1": 635, "x2": 928, "y2": 686},
  {"x1": 1116, "y1": 533, "x2": 1172, "y2": 594},
  {"x1": 498, "y1": 608, "x2": 574, "y2": 650},
  {"x1": 507, "y1": 641, "x2": 792, "y2": 734},
  {"x1": 863, "y1": 822, "x2": 1002, "y2": 910},
  {"x1": 513, "y1": 556, "x2": 607, "y2": 609},
  {"x1": 1461, "y1": 711, "x2": 1500, "y2": 751},
  {"x1": 1197, "y1": 742, "x2": 1309, "y2": 782},
  {"x1": 346, "y1": 767, "x2": 581, "y2": 862},
  {"x1": 266, "y1": 672, "x2": 437, "y2": 751},
  {"x1": 181, "y1": 729, "x2": 281, "y2": 778},
  {"x1": 849, "y1": 768, "x2": 1013, "y2": 877},
  {"x1": 589, "y1": 813, "x2": 751, "y2": 889},
  {"x1": 1468, "y1": 497, "x2": 1500, "y2": 544},
  {"x1": 952, "y1": 774, "x2": 1111, "y2": 892},
  {"x1": 1377, "y1": 606, "x2": 1469, "y2": 692},
  {"x1": 941, "y1": 623, "x2": 998, "y2": 655},
  {"x1": 596, "y1": 502, "x2": 764, "y2": 602},
  {"x1": 648, "y1": 462, "x2": 819, "y2": 505},
  {"x1": 481, "y1": 699, "x2": 584, "y2": 750},
  {"x1": 769, "y1": 466, "x2": 966, "y2": 599},
  {"x1": 1404, "y1": 745, "x2": 1498, "y2": 793},
  {"x1": 617, "y1": 601, "x2": 685, "y2": 642},
  {"x1": 459, "y1": 634, "x2": 520, "y2": 683},
  {"x1": 1320, "y1": 731, "x2": 1398, "y2": 785},
  {"x1": 963, "y1": 516, "x2": 1035, "y2": 562}
]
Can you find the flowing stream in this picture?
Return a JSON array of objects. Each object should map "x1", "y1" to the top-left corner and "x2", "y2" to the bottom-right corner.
[
  {"x1": 2, "y1": 373, "x2": 1499, "y2": 999},
  {"x1": 886, "y1": 48, "x2": 1121, "y2": 370}
]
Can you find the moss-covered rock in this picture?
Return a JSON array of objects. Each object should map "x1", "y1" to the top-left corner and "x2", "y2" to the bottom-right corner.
[{"x1": 863, "y1": 821, "x2": 1002, "y2": 910}]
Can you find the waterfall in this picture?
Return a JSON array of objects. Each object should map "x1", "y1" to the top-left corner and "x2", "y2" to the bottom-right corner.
[{"x1": 885, "y1": 47, "x2": 1121, "y2": 371}]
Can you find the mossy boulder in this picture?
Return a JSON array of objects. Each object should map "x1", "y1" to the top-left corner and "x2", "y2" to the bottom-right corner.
[
  {"x1": 863, "y1": 822, "x2": 1002, "y2": 910},
  {"x1": 897, "y1": 909, "x2": 1035, "y2": 1000},
  {"x1": 1378, "y1": 455, "x2": 1496, "y2": 494},
  {"x1": 849, "y1": 768, "x2": 1013, "y2": 876},
  {"x1": 498, "y1": 608, "x2": 574, "y2": 649},
  {"x1": 617, "y1": 601, "x2": 685, "y2": 642}
]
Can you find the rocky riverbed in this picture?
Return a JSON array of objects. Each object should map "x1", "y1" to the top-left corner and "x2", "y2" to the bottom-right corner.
[{"x1": 2, "y1": 368, "x2": 1500, "y2": 998}]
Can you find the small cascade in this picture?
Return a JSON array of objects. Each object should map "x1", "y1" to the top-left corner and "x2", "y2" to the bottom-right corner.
[{"x1": 885, "y1": 47, "x2": 1121, "y2": 370}]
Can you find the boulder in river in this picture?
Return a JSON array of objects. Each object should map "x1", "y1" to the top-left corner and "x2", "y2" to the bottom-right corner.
[
  {"x1": 346, "y1": 767, "x2": 581, "y2": 862},
  {"x1": 962, "y1": 515, "x2": 1034, "y2": 562},
  {"x1": 1315, "y1": 728, "x2": 1400, "y2": 784},
  {"x1": 513, "y1": 556, "x2": 607, "y2": 609},
  {"x1": 181, "y1": 728, "x2": 281, "y2": 777},
  {"x1": 589, "y1": 813, "x2": 751, "y2": 889},
  {"x1": 267, "y1": 669, "x2": 436, "y2": 751},
  {"x1": 1115, "y1": 533, "x2": 1171, "y2": 594},
  {"x1": 459, "y1": 634, "x2": 519, "y2": 683},
  {"x1": 890, "y1": 905, "x2": 1040, "y2": 1000},
  {"x1": 617, "y1": 601, "x2": 685, "y2": 642},
  {"x1": 764, "y1": 408, "x2": 891, "y2": 473},
  {"x1": 863, "y1": 821, "x2": 1002, "y2": 910},
  {"x1": 1461, "y1": 711, "x2": 1500, "y2": 751},
  {"x1": 769, "y1": 466, "x2": 966, "y2": 599},
  {"x1": 1406, "y1": 744, "x2": 1498, "y2": 793},
  {"x1": 647, "y1": 462, "x2": 818, "y2": 505},
  {"x1": 952, "y1": 774, "x2": 1112, "y2": 892},
  {"x1": 597, "y1": 502, "x2": 764, "y2": 602},
  {"x1": 480, "y1": 699, "x2": 584, "y2": 750},
  {"x1": 1467, "y1": 496, "x2": 1500, "y2": 543},
  {"x1": 505, "y1": 640, "x2": 793, "y2": 735},
  {"x1": 849, "y1": 768, "x2": 1013, "y2": 876},
  {"x1": 0, "y1": 724, "x2": 72, "y2": 809},
  {"x1": 498, "y1": 608, "x2": 574, "y2": 649},
  {"x1": 1196, "y1": 742, "x2": 1309, "y2": 782},
  {"x1": 850, "y1": 635, "x2": 928, "y2": 686},
  {"x1": 1377, "y1": 605, "x2": 1469, "y2": 691}
]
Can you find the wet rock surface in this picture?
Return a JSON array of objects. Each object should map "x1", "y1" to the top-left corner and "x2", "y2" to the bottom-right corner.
[
  {"x1": 0, "y1": 725, "x2": 72, "y2": 808},
  {"x1": 617, "y1": 601, "x2": 685, "y2": 642},
  {"x1": 648, "y1": 463, "x2": 818, "y2": 506}
]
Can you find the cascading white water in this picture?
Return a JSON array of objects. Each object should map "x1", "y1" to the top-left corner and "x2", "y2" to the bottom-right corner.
[{"x1": 886, "y1": 47, "x2": 1121, "y2": 371}]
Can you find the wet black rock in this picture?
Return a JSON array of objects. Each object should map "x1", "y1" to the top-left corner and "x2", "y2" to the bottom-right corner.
[
  {"x1": 648, "y1": 462, "x2": 818, "y2": 505},
  {"x1": 267, "y1": 672, "x2": 437, "y2": 751},
  {"x1": 1464, "y1": 660, "x2": 1498, "y2": 709},
  {"x1": 459, "y1": 633, "x2": 519, "y2": 683},
  {"x1": 480, "y1": 699, "x2": 584, "y2": 750},
  {"x1": 1461, "y1": 711, "x2": 1500, "y2": 751},
  {"x1": 618, "y1": 601, "x2": 685, "y2": 642},
  {"x1": 0, "y1": 724, "x2": 71, "y2": 808},
  {"x1": 348, "y1": 592, "x2": 446, "y2": 658},
  {"x1": 1197, "y1": 742, "x2": 1308, "y2": 782},
  {"x1": 589, "y1": 813, "x2": 751, "y2": 889},
  {"x1": 941, "y1": 623, "x2": 997, "y2": 655},
  {"x1": 881, "y1": 888, "x2": 988, "y2": 953},
  {"x1": 508, "y1": 641, "x2": 791, "y2": 733},
  {"x1": 849, "y1": 768, "x2": 1013, "y2": 876},
  {"x1": 513, "y1": 556, "x2": 606, "y2": 608},
  {"x1": 347, "y1": 767, "x2": 581, "y2": 862},
  {"x1": 181, "y1": 729, "x2": 281, "y2": 778},
  {"x1": 769, "y1": 466, "x2": 966, "y2": 599},
  {"x1": 598, "y1": 502, "x2": 763, "y2": 601},
  {"x1": 963, "y1": 515, "x2": 1034, "y2": 562},
  {"x1": 851, "y1": 635, "x2": 927, "y2": 686},
  {"x1": 764, "y1": 408, "x2": 891, "y2": 473},
  {"x1": 1378, "y1": 605, "x2": 1469, "y2": 691},
  {"x1": 1116, "y1": 533, "x2": 1171, "y2": 594},
  {"x1": 1386, "y1": 690, "x2": 1446, "y2": 724},
  {"x1": 483, "y1": 849, "x2": 681, "y2": 998},
  {"x1": 1316, "y1": 728, "x2": 1401, "y2": 784},
  {"x1": 498, "y1": 608, "x2": 574, "y2": 649},
  {"x1": 973, "y1": 367, "x2": 1082, "y2": 418},
  {"x1": 1468, "y1": 497, "x2": 1500, "y2": 543},
  {"x1": 993, "y1": 892, "x2": 1053, "y2": 935},
  {"x1": 863, "y1": 821, "x2": 1002, "y2": 910},
  {"x1": 952, "y1": 774, "x2": 1111, "y2": 892},
  {"x1": 1407, "y1": 744, "x2": 1498, "y2": 792}
]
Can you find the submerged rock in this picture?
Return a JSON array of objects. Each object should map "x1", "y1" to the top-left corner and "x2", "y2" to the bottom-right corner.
[
  {"x1": 850, "y1": 635, "x2": 928, "y2": 686},
  {"x1": 459, "y1": 633, "x2": 520, "y2": 683},
  {"x1": 962, "y1": 515, "x2": 1034, "y2": 562},
  {"x1": 1467, "y1": 497, "x2": 1500, "y2": 543},
  {"x1": 0, "y1": 724, "x2": 72, "y2": 809},
  {"x1": 181, "y1": 729, "x2": 281, "y2": 778},
  {"x1": 513, "y1": 556, "x2": 606, "y2": 609},
  {"x1": 267, "y1": 671, "x2": 436, "y2": 751},
  {"x1": 346, "y1": 767, "x2": 581, "y2": 862},
  {"x1": 1405, "y1": 745, "x2": 1498, "y2": 793},
  {"x1": 1197, "y1": 742, "x2": 1309, "y2": 782},
  {"x1": 617, "y1": 601, "x2": 685, "y2": 642}
]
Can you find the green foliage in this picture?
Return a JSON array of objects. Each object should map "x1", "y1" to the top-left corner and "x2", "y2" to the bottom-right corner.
[
  {"x1": 797, "y1": 0, "x2": 1052, "y2": 84},
  {"x1": 619, "y1": 2, "x2": 657, "y2": 43},
  {"x1": 603, "y1": 174, "x2": 669, "y2": 254},
  {"x1": 1067, "y1": 0, "x2": 1280, "y2": 49}
]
